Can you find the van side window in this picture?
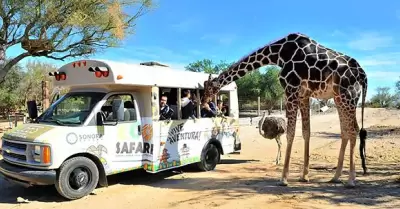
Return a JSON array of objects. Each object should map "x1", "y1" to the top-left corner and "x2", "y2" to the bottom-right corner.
[
  {"x1": 181, "y1": 89, "x2": 197, "y2": 119},
  {"x1": 198, "y1": 89, "x2": 217, "y2": 118},
  {"x1": 101, "y1": 94, "x2": 137, "y2": 122},
  {"x1": 218, "y1": 91, "x2": 230, "y2": 116},
  {"x1": 159, "y1": 88, "x2": 178, "y2": 120}
]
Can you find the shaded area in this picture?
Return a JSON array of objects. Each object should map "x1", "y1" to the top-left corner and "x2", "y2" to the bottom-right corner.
[
  {"x1": 314, "y1": 125, "x2": 400, "y2": 140},
  {"x1": 157, "y1": 177, "x2": 400, "y2": 207},
  {"x1": 314, "y1": 132, "x2": 341, "y2": 139},
  {"x1": 219, "y1": 159, "x2": 259, "y2": 164},
  {"x1": 0, "y1": 159, "x2": 259, "y2": 204},
  {"x1": 366, "y1": 125, "x2": 400, "y2": 138},
  {"x1": 1, "y1": 162, "x2": 398, "y2": 207},
  {"x1": 0, "y1": 168, "x2": 181, "y2": 204},
  {"x1": 148, "y1": 164, "x2": 400, "y2": 207}
]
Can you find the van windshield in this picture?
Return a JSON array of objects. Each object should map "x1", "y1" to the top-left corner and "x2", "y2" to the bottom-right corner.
[{"x1": 38, "y1": 92, "x2": 106, "y2": 126}]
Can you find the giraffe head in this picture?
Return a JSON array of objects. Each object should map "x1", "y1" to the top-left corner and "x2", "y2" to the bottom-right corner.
[{"x1": 202, "y1": 74, "x2": 220, "y2": 104}]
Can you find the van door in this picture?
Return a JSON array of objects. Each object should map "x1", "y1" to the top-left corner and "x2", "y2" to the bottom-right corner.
[{"x1": 99, "y1": 93, "x2": 146, "y2": 173}]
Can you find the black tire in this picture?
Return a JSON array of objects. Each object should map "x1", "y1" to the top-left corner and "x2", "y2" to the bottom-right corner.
[
  {"x1": 197, "y1": 143, "x2": 220, "y2": 171},
  {"x1": 55, "y1": 157, "x2": 99, "y2": 200}
]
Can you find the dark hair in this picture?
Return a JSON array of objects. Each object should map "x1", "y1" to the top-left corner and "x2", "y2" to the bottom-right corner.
[
  {"x1": 217, "y1": 99, "x2": 222, "y2": 104},
  {"x1": 161, "y1": 94, "x2": 168, "y2": 99},
  {"x1": 183, "y1": 89, "x2": 191, "y2": 97}
]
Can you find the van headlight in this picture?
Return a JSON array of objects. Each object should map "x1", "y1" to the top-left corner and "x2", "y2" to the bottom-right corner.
[{"x1": 31, "y1": 145, "x2": 51, "y2": 165}]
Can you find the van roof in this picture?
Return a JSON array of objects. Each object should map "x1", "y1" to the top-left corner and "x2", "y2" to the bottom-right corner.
[{"x1": 51, "y1": 59, "x2": 236, "y2": 91}]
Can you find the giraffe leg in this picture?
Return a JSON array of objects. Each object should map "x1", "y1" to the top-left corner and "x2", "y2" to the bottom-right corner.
[
  {"x1": 346, "y1": 114, "x2": 358, "y2": 188},
  {"x1": 275, "y1": 136, "x2": 282, "y2": 165},
  {"x1": 299, "y1": 98, "x2": 311, "y2": 183},
  {"x1": 329, "y1": 104, "x2": 348, "y2": 183},
  {"x1": 330, "y1": 103, "x2": 358, "y2": 187},
  {"x1": 278, "y1": 98, "x2": 299, "y2": 186}
]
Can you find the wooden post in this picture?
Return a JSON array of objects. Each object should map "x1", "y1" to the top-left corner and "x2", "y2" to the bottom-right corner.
[
  {"x1": 280, "y1": 98, "x2": 283, "y2": 114},
  {"x1": 151, "y1": 87, "x2": 159, "y2": 121},
  {"x1": 257, "y1": 96, "x2": 261, "y2": 116},
  {"x1": 42, "y1": 81, "x2": 50, "y2": 110},
  {"x1": 196, "y1": 89, "x2": 201, "y2": 119},
  {"x1": 8, "y1": 114, "x2": 12, "y2": 128},
  {"x1": 14, "y1": 114, "x2": 18, "y2": 127},
  {"x1": 177, "y1": 88, "x2": 182, "y2": 119}
]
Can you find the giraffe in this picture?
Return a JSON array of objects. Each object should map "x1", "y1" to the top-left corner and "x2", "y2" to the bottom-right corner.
[{"x1": 202, "y1": 33, "x2": 368, "y2": 188}]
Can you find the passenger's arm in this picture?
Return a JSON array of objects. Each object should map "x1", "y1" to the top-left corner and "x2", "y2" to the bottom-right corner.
[
  {"x1": 208, "y1": 103, "x2": 217, "y2": 116},
  {"x1": 159, "y1": 113, "x2": 166, "y2": 120},
  {"x1": 209, "y1": 109, "x2": 217, "y2": 117},
  {"x1": 188, "y1": 102, "x2": 196, "y2": 119},
  {"x1": 159, "y1": 107, "x2": 167, "y2": 120},
  {"x1": 166, "y1": 107, "x2": 174, "y2": 119}
]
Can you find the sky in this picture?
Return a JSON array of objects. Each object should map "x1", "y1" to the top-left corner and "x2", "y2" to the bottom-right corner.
[{"x1": 6, "y1": 0, "x2": 400, "y2": 100}]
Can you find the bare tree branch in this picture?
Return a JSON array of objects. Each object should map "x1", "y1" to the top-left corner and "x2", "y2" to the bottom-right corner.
[
  {"x1": 0, "y1": 52, "x2": 30, "y2": 84},
  {"x1": 43, "y1": 50, "x2": 92, "y2": 61},
  {"x1": 0, "y1": 0, "x2": 154, "y2": 81}
]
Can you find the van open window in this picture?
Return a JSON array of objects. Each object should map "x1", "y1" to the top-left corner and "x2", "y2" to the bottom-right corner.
[
  {"x1": 38, "y1": 92, "x2": 106, "y2": 126},
  {"x1": 218, "y1": 91, "x2": 230, "y2": 116},
  {"x1": 159, "y1": 88, "x2": 178, "y2": 120},
  {"x1": 180, "y1": 88, "x2": 197, "y2": 119}
]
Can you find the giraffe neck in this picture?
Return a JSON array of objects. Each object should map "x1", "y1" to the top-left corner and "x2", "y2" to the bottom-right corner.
[{"x1": 216, "y1": 36, "x2": 288, "y2": 87}]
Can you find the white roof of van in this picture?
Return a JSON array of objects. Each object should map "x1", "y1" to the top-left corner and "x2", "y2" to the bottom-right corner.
[{"x1": 52, "y1": 59, "x2": 236, "y2": 91}]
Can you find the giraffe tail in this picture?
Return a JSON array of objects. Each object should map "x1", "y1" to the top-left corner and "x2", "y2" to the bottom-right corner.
[{"x1": 359, "y1": 77, "x2": 368, "y2": 175}]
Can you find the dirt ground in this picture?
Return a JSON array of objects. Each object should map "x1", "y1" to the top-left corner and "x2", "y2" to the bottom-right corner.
[{"x1": 0, "y1": 108, "x2": 399, "y2": 209}]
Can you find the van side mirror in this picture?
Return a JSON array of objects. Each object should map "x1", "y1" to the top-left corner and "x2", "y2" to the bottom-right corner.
[
  {"x1": 96, "y1": 112, "x2": 104, "y2": 126},
  {"x1": 27, "y1": 100, "x2": 38, "y2": 120}
]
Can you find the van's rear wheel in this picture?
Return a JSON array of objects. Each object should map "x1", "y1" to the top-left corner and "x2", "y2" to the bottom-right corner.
[
  {"x1": 197, "y1": 143, "x2": 220, "y2": 171},
  {"x1": 55, "y1": 157, "x2": 99, "y2": 200}
]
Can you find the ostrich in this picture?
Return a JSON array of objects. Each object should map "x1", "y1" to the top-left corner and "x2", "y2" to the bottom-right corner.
[{"x1": 257, "y1": 111, "x2": 286, "y2": 165}]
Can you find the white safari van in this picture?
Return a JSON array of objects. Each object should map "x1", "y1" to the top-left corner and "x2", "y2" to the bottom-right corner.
[{"x1": 0, "y1": 60, "x2": 241, "y2": 200}]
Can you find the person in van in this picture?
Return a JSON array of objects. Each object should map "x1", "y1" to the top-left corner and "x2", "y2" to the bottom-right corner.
[
  {"x1": 181, "y1": 89, "x2": 196, "y2": 119},
  {"x1": 201, "y1": 101, "x2": 217, "y2": 118},
  {"x1": 160, "y1": 94, "x2": 174, "y2": 120},
  {"x1": 216, "y1": 99, "x2": 227, "y2": 115}
]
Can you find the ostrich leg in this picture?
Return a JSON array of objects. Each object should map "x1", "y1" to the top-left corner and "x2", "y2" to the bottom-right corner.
[{"x1": 275, "y1": 136, "x2": 282, "y2": 165}]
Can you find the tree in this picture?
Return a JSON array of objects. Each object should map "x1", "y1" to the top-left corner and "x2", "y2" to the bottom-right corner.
[
  {"x1": 369, "y1": 87, "x2": 396, "y2": 108},
  {"x1": 235, "y1": 70, "x2": 263, "y2": 99},
  {"x1": 0, "y1": 0, "x2": 153, "y2": 82},
  {"x1": 18, "y1": 60, "x2": 57, "y2": 105},
  {"x1": 259, "y1": 66, "x2": 284, "y2": 114},
  {"x1": 185, "y1": 59, "x2": 233, "y2": 74},
  {"x1": 0, "y1": 62, "x2": 24, "y2": 114}
]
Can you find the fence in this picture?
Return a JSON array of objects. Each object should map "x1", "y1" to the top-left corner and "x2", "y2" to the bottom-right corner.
[{"x1": 238, "y1": 96, "x2": 337, "y2": 124}]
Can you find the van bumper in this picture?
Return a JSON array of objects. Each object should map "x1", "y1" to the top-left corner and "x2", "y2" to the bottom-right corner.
[{"x1": 0, "y1": 160, "x2": 56, "y2": 187}]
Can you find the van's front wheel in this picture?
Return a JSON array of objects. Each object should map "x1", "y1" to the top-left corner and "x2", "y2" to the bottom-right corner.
[
  {"x1": 197, "y1": 143, "x2": 220, "y2": 171},
  {"x1": 55, "y1": 157, "x2": 99, "y2": 200}
]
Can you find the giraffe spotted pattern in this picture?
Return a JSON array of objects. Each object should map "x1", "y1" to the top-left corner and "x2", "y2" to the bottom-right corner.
[{"x1": 203, "y1": 32, "x2": 368, "y2": 188}]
